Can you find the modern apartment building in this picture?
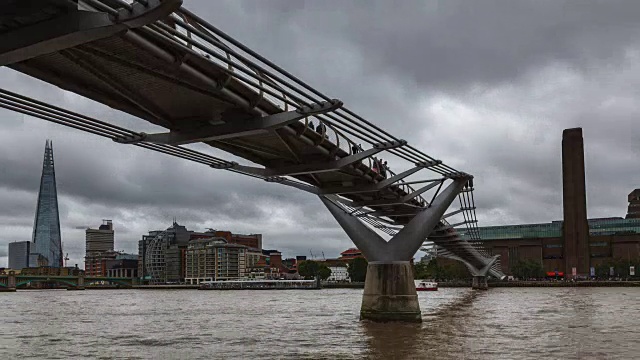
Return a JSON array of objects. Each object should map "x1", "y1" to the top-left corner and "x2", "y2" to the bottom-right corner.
[
  {"x1": 138, "y1": 222, "x2": 192, "y2": 284},
  {"x1": 138, "y1": 223, "x2": 263, "y2": 284},
  {"x1": 85, "y1": 220, "x2": 115, "y2": 276},
  {"x1": 86, "y1": 220, "x2": 114, "y2": 252},
  {"x1": 184, "y1": 238, "x2": 247, "y2": 284}
]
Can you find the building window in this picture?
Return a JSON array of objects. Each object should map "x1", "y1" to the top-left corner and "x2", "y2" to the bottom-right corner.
[
  {"x1": 544, "y1": 244, "x2": 563, "y2": 248},
  {"x1": 589, "y1": 242, "x2": 608, "y2": 247},
  {"x1": 590, "y1": 253, "x2": 608, "y2": 258}
]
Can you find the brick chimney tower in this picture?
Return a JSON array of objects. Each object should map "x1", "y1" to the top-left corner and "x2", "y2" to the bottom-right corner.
[{"x1": 561, "y1": 128, "x2": 590, "y2": 279}]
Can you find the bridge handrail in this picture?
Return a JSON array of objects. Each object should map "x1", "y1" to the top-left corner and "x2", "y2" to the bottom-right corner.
[
  {"x1": 150, "y1": 6, "x2": 482, "y2": 230},
  {"x1": 146, "y1": 8, "x2": 457, "y2": 177}
]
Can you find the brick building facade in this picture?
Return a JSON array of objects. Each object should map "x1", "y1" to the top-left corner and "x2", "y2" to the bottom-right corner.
[{"x1": 467, "y1": 128, "x2": 640, "y2": 278}]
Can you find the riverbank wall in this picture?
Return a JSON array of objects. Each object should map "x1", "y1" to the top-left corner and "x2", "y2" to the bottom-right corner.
[
  {"x1": 439, "y1": 281, "x2": 640, "y2": 288},
  {"x1": 323, "y1": 281, "x2": 640, "y2": 289},
  {"x1": 78, "y1": 281, "x2": 640, "y2": 290}
]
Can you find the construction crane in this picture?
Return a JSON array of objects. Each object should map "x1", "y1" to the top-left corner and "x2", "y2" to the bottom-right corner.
[{"x1": 64, "y1": 253, "x2": 69, "y2": 267}]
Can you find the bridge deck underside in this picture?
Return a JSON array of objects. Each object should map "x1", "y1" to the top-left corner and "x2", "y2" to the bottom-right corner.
[{"x1": 10, "y1": 30, "x2": 424, "y2": 225}]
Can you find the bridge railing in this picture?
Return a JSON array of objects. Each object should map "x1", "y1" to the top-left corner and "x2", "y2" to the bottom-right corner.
[
  {"x1": 136, "y1": 7, "x2": 460, "y2": 177},
  {"x1": 143, "y1": 6, "x2": 481, "y2": 223},
  {"x1": 77, "y1": 2, "x2": 455, "y2": 213}
]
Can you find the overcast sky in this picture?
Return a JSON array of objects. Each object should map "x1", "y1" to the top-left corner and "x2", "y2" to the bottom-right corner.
[{"x1": 2, "y1": 0, "x2": 640, "y2": 267}]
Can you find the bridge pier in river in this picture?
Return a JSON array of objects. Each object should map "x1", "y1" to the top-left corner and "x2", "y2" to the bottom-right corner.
[
  {"x1": 69, "y1": 275, "x2": 86, "y2": 291},
  {"x1": 361, "y1": 261, "x2": 420, "y2": 322},
  {"x1": 472, "y1": 276, "x2": 488, "y2": 290},
  {"x1": 468, "y1": 255, "x2": 499, "y2": 290},
  {"x1": 322, "y1": 177, "x2": 469, "y2": 322},
  {"x1": 0, "y1": 271, "x2": 17, "y2": 292}
]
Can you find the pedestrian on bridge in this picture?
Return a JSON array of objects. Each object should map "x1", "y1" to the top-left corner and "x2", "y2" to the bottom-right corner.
[
  {"x1": 380, "y1": 160, "x2": 389, "y2": 178},
  {"x1": 316, "y1": 122, "x2": 328, "y2": 139}
]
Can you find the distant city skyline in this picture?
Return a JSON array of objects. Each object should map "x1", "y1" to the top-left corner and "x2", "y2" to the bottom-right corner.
[{"x1": 0, "y1": 142, "x2": 346, "y2": 268}]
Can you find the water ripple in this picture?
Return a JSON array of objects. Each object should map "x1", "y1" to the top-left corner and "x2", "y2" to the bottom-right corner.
[{"x1": 0, "y1": 288, "x2": 638, "y2": 359}]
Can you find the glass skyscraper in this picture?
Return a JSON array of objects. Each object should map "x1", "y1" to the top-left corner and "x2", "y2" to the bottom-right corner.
[{"x1": 30, "y1": 140, "x2": 62, "y2": 267}]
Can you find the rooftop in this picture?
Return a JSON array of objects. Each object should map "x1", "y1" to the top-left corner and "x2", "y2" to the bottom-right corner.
[
  {"x1": 462, "y1": 217, "x2": 640, "y2": 241},
  {"x1": 340, "y1": 248, "x2": 362, "y2": 255}
]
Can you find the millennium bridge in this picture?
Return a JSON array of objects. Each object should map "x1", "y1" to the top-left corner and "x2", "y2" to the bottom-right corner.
[{"x1": 0, "y1": 0, "x2": 505, "y2": 322}]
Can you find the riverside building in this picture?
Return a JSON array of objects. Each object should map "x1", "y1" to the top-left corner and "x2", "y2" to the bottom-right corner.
[
  {"x1": 466, "y1": 129, "x2": 640, "y2": 278},
  {"x1": 84, "y1": 220, "x2": 115, "y2": 276},
  {"x1": 326, "y1": 264, "x2": 350, "y2": 282},
  {"x1": 138, "y1": 222, "x2": 264, "y2": 284},
  {"x1": 138, "y1": 222, "x2": 192, "y2": 284},
  {"x1": 104, "y1": 253, "x2": 138, "y2": 278},
  {"x1": 184, "y1": 238, "x2": 247, "y2": 284}
]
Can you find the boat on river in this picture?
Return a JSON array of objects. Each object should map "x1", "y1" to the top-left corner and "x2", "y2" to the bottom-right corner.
[{"x1": 416, "y1": 281, "x2": 438, "y2": 291}]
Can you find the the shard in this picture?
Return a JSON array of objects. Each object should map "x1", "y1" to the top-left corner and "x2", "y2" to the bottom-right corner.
[{"x1": 30, "y1": 140, "x2": 62, "y2": 267}]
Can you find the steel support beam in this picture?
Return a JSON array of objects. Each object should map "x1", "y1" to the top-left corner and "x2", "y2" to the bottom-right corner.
[
  {"x1": 319, "y1": 196, "x2": 389, "y2": 261},
  {"x1": 266, "y1": 140, "x2": 405, "y2": 177},
  {"x1": 320, "y1": 178, "x2": 468, "y2": 262},
  {"x1": 357, "y1": 208, "x2": 423, "y2": 218},
  {"x1": 442, "y1": 207, "x2": 476, "y2": 219},
  {"x1": 351, "y1": 180, "x2": 443, "y2": 207},
  {"x1": 0, "y1": 0, "x2": 181, "y2": 66},
  {"x1": 440, "y1": 249, "x2": 505, "y2": 280},
  {"x1": 208, "y1": 140, "x2": 406, "y2": 178},
  {"x1": 468, "y1": 255, "x2": 500, "y2": 277},
  {"x1": 139, "y1": 100, "x2": 342, "y2": 145},
  {"x1": 265, "y1": 177, "x2": 319, "y2": 195},
  {"x1": 436, "y1": 220, "x2": 477, "y2": 230},
  {"x1": 427, "y1": 232, "x2": 458, "y2": 239},
  {"x1": 320, "y1": 167, "x2": 440, "y2": 195},
  {"x1": 386, "y1": 178, "x2": 468, "y2": 260}
]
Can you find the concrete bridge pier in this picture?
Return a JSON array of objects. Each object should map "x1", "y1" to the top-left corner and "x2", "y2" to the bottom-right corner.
[
  {"x1": 361, "y1": 261, "x2": 420, "y2": 321},
  {"x1": 1, "y1": 271, "x2": 17, "y2": 292},
  {"x1": 468, "y1": 255, "x2": 500, "y2": 290},
  {"x1": 472, "y1": 275, "x2": 488, "y2": 290},
  {"x1": 76, "y1": 275, "x2": 85, "y2": 290},
  {"x1": 321, "y1": 177, "x2": 469, "y2": 322},
  {"x1": 68, "y1": 275, "x2": 85, "y2": 291}
]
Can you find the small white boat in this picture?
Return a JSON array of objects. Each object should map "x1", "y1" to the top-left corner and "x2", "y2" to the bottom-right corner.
[{"x1": 416, "y1": 281, "x2": 438, "y2": 291}]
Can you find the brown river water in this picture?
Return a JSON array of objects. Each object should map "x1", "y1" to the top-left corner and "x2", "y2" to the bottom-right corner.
[{"x1": 1, "y1": 287, "x2": 638, "y2": 359}]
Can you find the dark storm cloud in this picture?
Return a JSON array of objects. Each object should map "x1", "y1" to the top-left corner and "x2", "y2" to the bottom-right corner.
[
  {"x1": 196, "y1": 1, "x2": 640, "y2": 89},
  {"x1": 2, "y1": 1, "x2": 640, "y2": 266}
]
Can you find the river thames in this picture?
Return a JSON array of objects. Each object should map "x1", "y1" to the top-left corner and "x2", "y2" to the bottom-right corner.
[{"x1": 1, "y1": 287, "x2": 638, "y2": 359}]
